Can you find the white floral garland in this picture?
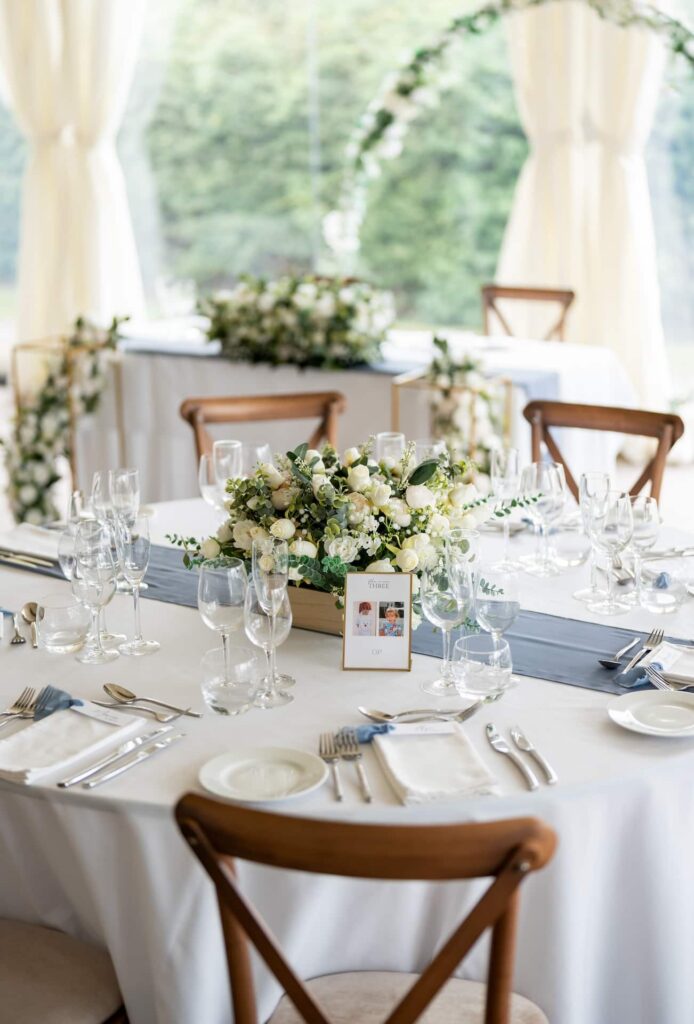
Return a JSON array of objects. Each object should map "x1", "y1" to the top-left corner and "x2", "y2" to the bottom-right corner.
[{"x1": 4, "y1": 317, "x2": 124, "y2": 524}]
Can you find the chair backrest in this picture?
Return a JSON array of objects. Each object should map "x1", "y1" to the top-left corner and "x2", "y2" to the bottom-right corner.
[
  {"x1": 481, "y1": 285, "x2": 575, "y2": 341},
  {"x1": 179, "y1": 391, "x2": 346, "y2": 461},
  {"x1": 176, "y1": 795, "x2": 556, "y2": 1024},
  {"x1": 523, "y1": 400, "x2": 685, "y2": 501}
]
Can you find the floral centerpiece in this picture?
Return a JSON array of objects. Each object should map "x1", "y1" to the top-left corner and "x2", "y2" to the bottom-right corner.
[
  {"x1": 200, "y1": 274, "x2": 394, "y2": 370},
  {"x1": 4, "y1": 316, "x2": 124, "y2": 524}
]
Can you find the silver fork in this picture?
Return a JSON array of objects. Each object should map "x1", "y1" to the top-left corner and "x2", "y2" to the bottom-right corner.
[
  {"x1": 337, "y1": 729, "x2": 372, "y2": 803},
  {"x1": 10, "y1": 615, "x2": 26, "y2": 646},
  {"x1": 645, "y1": 665, "x2": 691, "y2": 692},
  {"x1": 0, "y1": 687, "x2": 38, "y2": 730},
  {"x1": 620, "y1": 628, "x2": 664, "y2": 675},
  {"x1": 319, "y1": 732, "x2": 343, "y2": 802}
]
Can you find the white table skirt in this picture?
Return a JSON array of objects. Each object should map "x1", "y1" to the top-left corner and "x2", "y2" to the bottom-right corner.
[
  {"x1": 1, "y1": 500, "x2": 692, "y2": 1024},
  {"x1": 74, "y1": 330, "x2": 636, "y2": 503}
]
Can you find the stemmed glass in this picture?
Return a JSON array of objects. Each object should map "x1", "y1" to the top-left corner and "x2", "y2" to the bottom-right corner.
[
  {"x1": 252, "y1": 537, "x2": 293, "y2": 709},
  {"x1": 199, "y1": 455, "x2": 226, "y2": 515},
  {"x1": 490, "y1": 447, "x2": 520, "y2": 570},
  {"x1": 57, "y1": 530, "x2": 77, "y2": 581},
  {"x1": 66, "y1": 490, "x2": 85, "y2": 532},
  {"x1": 72, "y1": 521, "x2": 119, "y2": 664},
  {"x1": 116, "y1": 515, "x2": 160, "y2": 656},
  {"x1": 475, "y1": 565, "x2": 520, "y2": 642},
  {"x1": 213, "y1": 440, "x2": 243, "y2": 490},
  {"x1": 452, "y1": 634, "x2": 513, "y2": 699},
  {"x1": 630, "y1": 495, "x2": 660, "y2": 604},
  {"x1": 244, "y1": 580, "x2": 295, "y2": 691},
  {"x1": 90, "y1": 471, "x2": 113, "y2": 523},
  {"x1": 375, "y1": 431, "x2": 406, "y2": 465},
  {"x1": 446, "y1": 528, "x2": 480, "y2": 583},
  {"x1": 240, "y1": 442, "x2": 273, "y2": 478},
  {"x1": 519, "y1": 462, "x2": 566, "y2": 577},
  {"x1": 198, "y1": 558, "x2": 249, "y2": 709},
  {"x1": 586, "y1": 490, "x2": 634, "y2": 615},
  {"x1": 109, "y1": 468, "x2": 140, "y2": 524},
  {"x1": 419, "y1": 563, "x2": 468, "y2": 697},
  {"x1": 573, "y1": 472, "x2": 611, "y2": 604}
]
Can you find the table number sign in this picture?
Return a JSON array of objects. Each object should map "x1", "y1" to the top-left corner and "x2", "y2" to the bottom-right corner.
[{"x1": 342, "y1": 572, "x2": 413, "y2": 671}]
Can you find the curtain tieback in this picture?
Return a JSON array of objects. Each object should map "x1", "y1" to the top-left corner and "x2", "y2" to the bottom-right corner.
[
  {"x1": 33, "y1": 126, "x2": 111, "y2": 150},
  {"x1": 530, "y1": 129, "x2": 583, "y2": 152},
  {"x1": 584, "y1": 121, "x2": 641, "y2": 158}
]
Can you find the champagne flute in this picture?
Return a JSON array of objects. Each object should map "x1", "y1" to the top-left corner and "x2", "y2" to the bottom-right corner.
[
  {"x1": 490, "y1": 447, "x2": 520, "y2": 570},
  {"x1": 519, "y1": 462, "x2": 565, "y2": 576},
  {"x1": 109, "y1": 468, "x2": 140, "y2": 524},
  {"x1": 419, "y1": 564, "x2": 467, "y2": 697},
  {"x1": 57, "y1": 530, "x2": 76, "y2": 580},
  {"x1": 475, "y1": 565, "x2": 520, "y2": 642},
  {"x1": 587, "y1": 490, "x2": 634, "y2": 615},
  {"x1": 213, "y1": 440, "x2": 243, "y2": 491},
  {"x1": 72, "y1": 521, "x2": 119, "y2": 664},
  {"x1": 630, "y1": 495, "x2": 660, "y2": 604},
  {"x1": 573, "y1": 472, "x2": 611, "y2": 603},
  {"x1": 66, "y1": 490, "x2": 85, "y2": 533},
  {"x1": 90, "y1": 471, "x2": 113, "y2": 524},
  {"x1": 198, "y1": 558, "x2": 248, "y2": 690},
  {"x1": 116, "y1": 515, "x2": 160, "y2": 656},
  {"x1": 244, "y1": 580, "x2": 295, "y2": 690},
  {"x1": 252, "y1": 537, "x2": 292, "y2": 708},
  {"x1": 199, "y1": 454, "x2": 226, "y2": 514}
]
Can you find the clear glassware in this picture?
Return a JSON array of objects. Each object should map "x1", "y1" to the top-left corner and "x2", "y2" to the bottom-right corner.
[
  {"x1": 198, "y1": 557, "x2": 248, "y2": 686},
  {"x1": 452, "y1": 634, "x2": 512, "y2": 698},
  {"x1": 375, "y1": 431, "x2": 406, "y2": 465},
  {"x1": 199, "y1": 454, "x2": 226, "y2": 514},
  {"x1": 446, "y1": 527, "x2": 480, "y2": 579},
  {"x1": 573, "y1": 472, "x2": 611, "y2": 603},
  {"x1": 72, "y1": 522, "x2": 119, "y2": 664},
  {"x1": 240, "y1": 442, "x2": 273, "y2": 478},
  {"x1": 490, "y1": 447, "x2": 520, "y2": 570},
  {"x1": 419, "y1": 564, "x2": 467, "y2": 697},
  {"x1": 251, "y1": 537, "x2": 292, "y2": 709},
  {"x1": 57, "y1": 530, "x2": 77, "y2": 581},
  {"x1": 90, "y1": 471, "x2": 113, "y2": 524},
  {"x1": 519, "y1": 462, "x2": 566, "y2": 577},
  {"x1": 116, "y1": 515, "x2": 160, "y2": 656},
  {"x1": 475, "y1": 565, "x2": 520, "y2": 641},
  {"x1": 109, "y1": 468, "x2": 140, "y2": 524},
  {"x1": 100, "y1": 517, "x2": 128, "y2": 643},
  {"x1": 66, "y1": 490, "x2": 85, "y2": 532},
  {"x1": 200, "y1": 645, "x2": 259, "y2": 716},
  {"x1": 639, "y1": 569, "x2": 687, "y2": 614},
  {"x1": 213, "y1": 439, "x2": 243, "y2": 489},
  {"x1": 414, "y1": 439, "x2": 446, "y2": 464},
  {"x1": 630, "y1": 495, "x2": 660, "y2": 604},
  {"x1": 36, "y1": 594, "x2": 90, "y2": 654},
  {"x1": 244, "y1": 580, "x2": 295, "y2": 690},
  {"x1": 586, "y1": 490, "x2": 634, "y2": 615}
]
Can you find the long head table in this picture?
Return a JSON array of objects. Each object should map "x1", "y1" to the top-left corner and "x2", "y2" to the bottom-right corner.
[{"x1": 0, "y1": 499, "x2": 693, "y2": 1024}]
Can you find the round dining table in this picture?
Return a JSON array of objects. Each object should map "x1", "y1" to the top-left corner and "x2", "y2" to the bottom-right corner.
[{"x1": 1, "y1": 499, "x2": 693, "y2": 1024}]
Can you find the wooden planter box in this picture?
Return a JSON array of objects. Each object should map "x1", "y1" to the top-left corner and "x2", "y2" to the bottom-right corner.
[{"x1": 288, "y1": 586, "x2": 344, "y2": 637}]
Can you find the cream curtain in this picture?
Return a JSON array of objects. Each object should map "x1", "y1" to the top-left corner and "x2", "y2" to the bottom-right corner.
[
  {"x1": 497, "y1": 0, "x2": 671, "y2": 408},
  {"x1": 0, "y1": 0, "x2": 145, "y2": 342}
]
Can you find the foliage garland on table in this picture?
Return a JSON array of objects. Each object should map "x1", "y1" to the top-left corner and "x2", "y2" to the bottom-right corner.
[
  {"x1": 324, "y1": 0, "x2": 694, "y2": 258},
  {"x1": 427, "y1": 335, "x2": 506, "y2": 476},
  {"x1": 4, "y1": 317, "x2": 124, "y2": 525},
  {"x1": 200, "y1": 274, "x2": 394, "y2": 370}
]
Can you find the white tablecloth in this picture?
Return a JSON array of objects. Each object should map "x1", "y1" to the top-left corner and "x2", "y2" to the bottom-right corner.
[
  {"x1": 75, "y1": 329, "x2": 636, "y2": 502},
  {"x1": 1, "y1": 500, "x2": 692, "y2": 1024}
]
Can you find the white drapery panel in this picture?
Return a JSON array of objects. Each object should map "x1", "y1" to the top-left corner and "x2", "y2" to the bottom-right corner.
[
  {"x1": 0, "y1": 0, "x2": 145, "y2": 342},
  {"x1": 497, "y1": 0, "x2": 671, "y2": 408}
]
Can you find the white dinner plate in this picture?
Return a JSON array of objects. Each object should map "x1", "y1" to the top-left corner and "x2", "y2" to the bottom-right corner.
[
  {"x1": 607, "y1": 691, "x2": 694, "y2": 737},
  {"x1": 199, "y1": 746, "x2": 329, "y2": 803}
]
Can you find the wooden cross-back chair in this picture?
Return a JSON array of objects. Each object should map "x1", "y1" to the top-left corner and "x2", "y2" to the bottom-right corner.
[
  {"x1": 176, "y1": 796, "x2": 556, "y2": 1024},
  {"x1": 179, "y1": 391, "x2": 346, "y2": 461},
  {"x1": 523, "y1": 400, "x2": 685, "y2": 502},
  {"x1": 481, "y1": 285, "x2": 575, "y2": 341}
]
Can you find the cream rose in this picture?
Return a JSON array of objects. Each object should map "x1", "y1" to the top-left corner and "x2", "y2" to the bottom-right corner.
[
  {"x1": 312, "y1": 474, "x2": 330, "y2": 498},
  {"x1": 449, "y1": 483, "x2": 479, "y2": 508},
  {"x1": 367, "y1": 559, "x2": 394, "y2": 572},
  {"x1": 305, "y1": 449, "x2": 325, "y2": 472},
  {"x1": 343, "y1": 447, "x2": 361, "y2": 466},
  {"x1": 369, "y1": 482, "x2": 391, "y2": 508},
  {"x1": 216, "y1": 521, "x2": 233, "y2": 543},
  {"x1": 270, "y1": 518, "x2": 296, "y2": 541},
  {"x1": 326, "y1": 535, "x2": 360, "y2": 563},
  {"x1": 405, "y1": 484, "x2": 436, "y2": 510},
  {"x1": 200, "y1": 537, "x2": 221, "y2": 560},
  {"x1": 270, "y1": 485, "x2": 293, "y2": 510},
  {"x1": 260, "y1": 462, "x2": 284, "y2": 489},
  {"x1": 429, "y1": 513, "x2": 450, "y2": 536},
  {"x1": 403, "y1": 532, "x2": 431, "y2": 553},
  {"x1": 290, "y1": 539, "x2": 318, "y2": 559},
  {"x1": 232, "y1": 519, "x2": 255, "y2": 551},
  {"x1": 385, "y1": 498, "x2": 411, "y2": 528},
  {"x1": 395, "y1": 548, "x2": 419, "y2": 572},
  {"x1": 347, "y1": 464, "x2": 371, "y2": 492}
]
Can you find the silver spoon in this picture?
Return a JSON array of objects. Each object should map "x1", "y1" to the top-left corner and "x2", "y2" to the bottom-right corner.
[
  {"x1": 598, "y1": 637, "x2": 639, "y2": 670},
  {"x1": 21, "y1": 602, "x2": 38, "y2": 649},
  {"x1": 103, "y1": 683, "x2": 202, "y2": 718}
]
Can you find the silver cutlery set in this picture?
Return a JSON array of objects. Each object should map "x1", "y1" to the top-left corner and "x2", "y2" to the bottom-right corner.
[
  {"x1": 486, "y1": 724, "x2": 557, "y2": 791},
  {"x1": 319, "y1": 730, "x2": 372, "y2": 802}
]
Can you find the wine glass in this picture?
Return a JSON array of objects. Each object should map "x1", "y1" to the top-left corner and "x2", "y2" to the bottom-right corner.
[
  {"x1": 200, "y1": 646, "x2": 258, "y2": 716},
  {"x1": 419, "y1": 564, "x2": 467, "y2": 697},
  {"x1": 109, "y1": 468, "x2": 140, "y2": 524},
  {"x1": 414, "y1": 439, "x2": 446, "y2": 464},
  {"x1": 66, "y1": 490, "x2": 85, "y2": 532},
  {"x1": 57, "y1": 530, "x2": 76, "y2": 581},
  {"x1": 251, "y1": 537, "x2": 292, "y2": 709},
  {"x1": 587, "y1": 490, "x2": 634, "y2": 615},
  {"x1": 199, "y1": 454, "x2": 226, "y2": 514},
  {"x1": 630, "y1": 495, "x2": 660, "y2": 603},
  {"x1": 452, "y1": 634, "x2": 512, "y2": 698},
  {"x1": 244, "y1": 580, "x2": 295, "y2": 691},
  {"x1": 116, "y1": 515, "x2": 160, "y2": 656},
  {"x1": 519, "y1": 462, "x2": 566, "y2": 576},
  {"x1": 475, "y1": 565, "x2": 520, "y2": 642},
  {"x1": 90, "y1": 471, "x2": 113, "y2": 524},
  {"x1": 72, "y1": 521, "x2": 119, "y2": 664},
  {"x1": 375, "y1": 431, "x2": 406, "y2": 466},
  {"x1": 198, "y1": 558, "x2": 248, "y2": 705},
  {"x1": 573, "y1": 472, "x2": 611, "y2": 603},
  {"x1": 240, "y1": 442, "x2": 273, "y2": 478},
  {"x1": 490, "y1": 447, "x2": 520, "y2": 570},
  {"x1": 213, "y1": 440, "x2": 243, "y2": 490}
]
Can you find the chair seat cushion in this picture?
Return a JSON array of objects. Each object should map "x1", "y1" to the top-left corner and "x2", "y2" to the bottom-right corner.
[
  {"x1": 0, "y1": 919, "x2": 123, "y2": 1024},
  {"x1": 268, "y1": 971, "x2": 548, "y2": 1024}
]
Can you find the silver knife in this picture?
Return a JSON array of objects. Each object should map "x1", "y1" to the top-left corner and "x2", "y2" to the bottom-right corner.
[
  {"x1": 620, "y1": 645, "x2": 648, "y2": 675},
  {"x1": 486, "y1": 724, "x2": 539, "y2": 791},
  {"x1": 510, "y1": 726, "x2": 557, "y2": 785},
  {"x1": 57, "y1": 726, "x2": 173, "y2": 788},
  {"x1": 83, "y1": 732, "x2": 185, "y2": 789}
]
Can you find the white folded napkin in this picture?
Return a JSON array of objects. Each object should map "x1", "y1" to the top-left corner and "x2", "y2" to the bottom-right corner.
[
  {"x1": 0, "y1": 704, "x2": 145, "y2": 784},
  {"x1": 0, "y1": 523, "x2": 59, "y2": 561},
  {"x1": 372, "y1": 723, "x2": 499, "y2": 805},
  {"x1": 644, "y1": 642, "x2": 694, "y2": 686}
]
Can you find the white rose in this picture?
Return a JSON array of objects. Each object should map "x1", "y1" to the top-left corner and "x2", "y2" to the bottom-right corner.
[
  {"x1": 249, "y1": 526, "x2": 268, "y2": 542},
  {"x1": 403, "y1": 533, "x2": 431, "y2": 553},
  {"x1": 217, "y1": 521, "x2": 233, "y2": 543},
  {"x1": 305, "y1": 449, "x2": 325, "y2": 472},
  {"x1": 232, "y1": 519, "x2": 255, "y2": 551},
  {"x1": 312, "y1": 474, "x2": 330, "y2": 498},
  {"x1": 347, "y1": 464, "x2": 371, "y2": 492},
  {"x1": 429, "y1": 513, "x2": 449, "y2": 536},
  {"x1": 32, "y1": 461, "x2": 51, "y2": 486},
  {"x1": 385, "y1": 498, "x2": 411, "y2": 528},
  {"x1": 326, "y1": 535, "x2": 360, "y2": 564},
  {"x1": 457, "y1": 513, "x2": 479, "y2": 530},
  {"x1": 405, "y1": 484, "x2": 436, "y2": 510},
  {"x1": 369, "y1": 482, "x2": 391, "y2": 507},
  {"x1": 395, "y1": 548, "x2": 419, "y2": 572},
  {"x1": 201, "y1": 538, "x2": 221, "y2": 560},
  {"x1": 271, "y1": 485, "x2": 293, "y2": 510},
  {"x1": 290, "y1": 539, "x2": 318, "y2": 559},
  {"x1": 367, "y1": 559, "x2": 394, "y2": 572},
  {"x1": 343, "y1": 447, "x2": 360, "y2": 466},
  {"x1": 260, "y1": 462, "x2": 284, "y2": 489},
  {"x1": 270, "y1": 518, "x2": 296, "y2": 540},
  {"x1": 18, "y1": 484, "x2": 37, "y2": 505},
  {"x1": 449, "y1": 483, "x2": 478, "y2": 508}
]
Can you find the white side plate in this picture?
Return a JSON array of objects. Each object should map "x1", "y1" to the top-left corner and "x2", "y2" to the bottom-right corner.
[
  {"x1": 199, "y1": 746, "x2": 328, "y2": 803},
  {"x1": 608, "y1": 691, "x2": 694, "y2": 737}
]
